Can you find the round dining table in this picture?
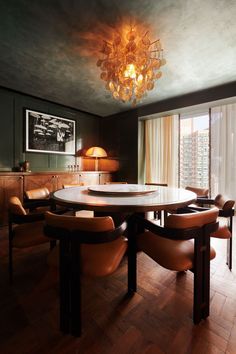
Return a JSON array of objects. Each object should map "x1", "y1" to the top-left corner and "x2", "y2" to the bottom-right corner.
[
  {"x1": 50, "y1": 184, "x2": 197, "y2": 336},
  {"x1": 52, "y1": 184, "x2": 197, "y2": 213}
]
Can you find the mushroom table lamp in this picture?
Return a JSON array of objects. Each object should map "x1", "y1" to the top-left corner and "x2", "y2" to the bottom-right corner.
[{"x1": 85, "y1": 146, "x2": 107, "y2": 171}]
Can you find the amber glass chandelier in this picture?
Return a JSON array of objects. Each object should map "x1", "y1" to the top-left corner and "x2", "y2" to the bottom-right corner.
[{"x1": 96, "y1": 26, "x2": 166, "y2": 106}]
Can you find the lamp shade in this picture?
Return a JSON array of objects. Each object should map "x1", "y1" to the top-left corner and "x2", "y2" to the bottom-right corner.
[{"x1": 85, "y1": 146, "x2": 107, "y2": 158}]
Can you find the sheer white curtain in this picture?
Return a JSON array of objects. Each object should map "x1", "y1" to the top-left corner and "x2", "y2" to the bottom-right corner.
[
  {"x1": 138, "y1": 115, "x2": 179, "y2": 187},
  {"x1": 211, "y1": 104, "x2": 236, "y2": 199}
]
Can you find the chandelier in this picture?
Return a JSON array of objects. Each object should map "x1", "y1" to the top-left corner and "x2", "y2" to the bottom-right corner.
[{"x1": 96, "y1": 26, "x2": 166, "y2": 106}]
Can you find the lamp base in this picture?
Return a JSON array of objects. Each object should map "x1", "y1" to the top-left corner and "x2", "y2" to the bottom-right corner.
[{"x1": 95, "y1": 158, "x2": 99, "y2": 171}]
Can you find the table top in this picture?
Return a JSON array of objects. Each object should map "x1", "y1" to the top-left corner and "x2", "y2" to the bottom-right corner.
[{"x1": 53, "y1": 184, "x2": 197, "y2": 213}]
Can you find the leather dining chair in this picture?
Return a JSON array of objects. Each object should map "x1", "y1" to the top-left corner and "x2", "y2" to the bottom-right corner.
[
  {"x1": 63, "y1": 183, "x2": 84, "y2": 188},
  {"x1": 44, "y1": 212, "x2": 128, "y2": 336},
  {"x1": 8, "y1": 196, "x2": 52, "y2": 281},
  {"x1": 134, "y1": 208, "x2": 219, "y2": 324},
  {"x1": 24, "y1": 187, "x2": 53, "y2": 212},
  {"x1": 25, "y1": 186, "x2": 50, "y2": 200},
  {"x1": 191, "y1": 194, "x2": 235, "y2": 270},
  {"x1": 104, "y1": 182, "x2": 127, "y2": 184},
  {"x1": 185, "y1": 186, "x2": 209, "y2": 198},
  {"x1": 145, "y1": 182, "x2": 168, "y2": 187}
]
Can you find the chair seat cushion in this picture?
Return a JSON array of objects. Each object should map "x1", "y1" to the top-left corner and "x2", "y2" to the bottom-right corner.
[
  {"x1": 211, "y1": 218, "x2": 231, "y2": 239},
  {"x1": 47, "y1": 237, "x2": 127, "y2": 277},
  {"x1": 12, "y1": 221, "x2": 49, "y2": 248},
  {"x1": 137, "y1": 231, "x2": 216, "y2": 272}
]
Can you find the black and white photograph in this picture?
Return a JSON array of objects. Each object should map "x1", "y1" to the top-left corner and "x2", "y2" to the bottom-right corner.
[{"x1": 25, "y1": 109, "x2": 76, "y2": 154}]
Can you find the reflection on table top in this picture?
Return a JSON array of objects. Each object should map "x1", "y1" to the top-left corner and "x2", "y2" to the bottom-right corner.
[{"x1": 53, "y1": 184, "x2": 197, "y2": 213}]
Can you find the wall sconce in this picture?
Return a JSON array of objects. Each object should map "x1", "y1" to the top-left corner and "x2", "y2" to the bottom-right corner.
[{"x1": 85, "y1": 146, "x2": 107, "y2": 171}]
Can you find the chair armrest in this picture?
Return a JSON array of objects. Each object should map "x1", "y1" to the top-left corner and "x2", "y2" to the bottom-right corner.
[
  {"x1": 133, "y1": 215, "x2": 202, "y2": 240},
  {"x1": 219, "y1": 209, "x2": 234, "y2": 217},
  {"x1": 44, "y1": 219, "x2": 128, "y2": 243},
  {"x1": 196, "y1": 197, "x2": 215, "y2": 205},
  {"x1": 176, "y1": 207, "x2": 198, "y2": 214},
  {"x1": 23, "y1": 199, "x2": 52, "y2": 210},
  {"x1": 184, "y1": 206, "x2": 211, "y2": 212}
]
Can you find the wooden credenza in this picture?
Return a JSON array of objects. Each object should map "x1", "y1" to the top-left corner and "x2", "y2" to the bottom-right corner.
[{"x1": 0, "y1": 171, "x2": 112, "y2": 225}]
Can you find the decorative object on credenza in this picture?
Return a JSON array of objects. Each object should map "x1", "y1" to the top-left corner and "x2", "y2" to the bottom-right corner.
[
  {"x1": 25, "y1": 109, "x2": 76, "y2": 155},
  {"x1": 97, "y1": 22, "x2": 166, "y2": 106},
  {"x1": 22, "y1": 160, "x2": 30, "y2": 172},
  {"x1": 85, "y1": 146, "x2": 107, "y2": 171}
]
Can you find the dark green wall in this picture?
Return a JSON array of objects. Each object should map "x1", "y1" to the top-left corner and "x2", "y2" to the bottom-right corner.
[
  {"x1": 100, "y1": 110, "x2": 139, "y2": 183},
  {"x1": 0, "y1": 87, "x2": 100, "y2": 172}
]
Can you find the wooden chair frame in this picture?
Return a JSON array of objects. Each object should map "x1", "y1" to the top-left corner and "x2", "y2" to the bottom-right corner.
[
  {"x1": 44, "y1": 218, "x2": 128, "y2": 337},
  {"x1": 8, "y1": 199, "x2": 67, "y2": 282},
  {"x1": 191, "y1": 198, "x2": 234, "y2": 270},
  {"x1": 127, "y1": 214, "x2": 218, "y2": 324},
  {"x1": 8, "y1": 210, "x2": 48, "y2": 282}
]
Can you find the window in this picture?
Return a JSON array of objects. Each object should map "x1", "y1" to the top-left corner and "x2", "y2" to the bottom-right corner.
[{"x1": 179, "y1": 113, "x2": 209, "y2": 188}]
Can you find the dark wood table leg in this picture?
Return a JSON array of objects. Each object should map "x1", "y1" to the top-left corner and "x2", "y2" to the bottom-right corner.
[{"x1": 70, "y1": 239, "x2": 82, "y2": 337}]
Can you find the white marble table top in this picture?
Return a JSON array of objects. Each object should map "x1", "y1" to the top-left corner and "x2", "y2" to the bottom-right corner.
[{"x1": 53, "y1": 184, "x2": 197, "y2": 213}]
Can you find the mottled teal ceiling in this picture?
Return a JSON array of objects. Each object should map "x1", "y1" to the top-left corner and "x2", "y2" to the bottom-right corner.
[{"x1": 0, "y1": 0, "x2": 236, "y2": 116}]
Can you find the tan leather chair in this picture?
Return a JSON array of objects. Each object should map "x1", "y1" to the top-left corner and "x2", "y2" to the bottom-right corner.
[
  {"x1": 185, "y1": 186, "x2": 209, "y2": 198},
  {"x1": 24, "y1": 187, "x2": 53, "y2": 213},
  {"x1": 104, "y1": 182, "x2": 127, "y2": 184},
  {"x1": 8, "y1": 196, "x2": 52, "y2": 281},
  {"x1": 145, "y1": 182, "x2": 168, "y2": 187},
  {"x1": 44, "y1": 212, "x2": 128, "y2": 336},
  {"x1": 135, "y1": 208, "x2": 219, "y2": 324},
  {"x1": 63, "y1": 183, "x2": 84, "y2": 188},
  {"x1": 25, "y1": 187, "x2": 50, "y2": 200},
  {"x1": 193, "y1": 194, "x2": 235, "y2": 270}
]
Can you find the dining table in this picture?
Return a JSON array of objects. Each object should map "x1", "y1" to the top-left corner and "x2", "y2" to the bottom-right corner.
[
  {"x1": 50, "y1": 184, "x2": 197, "y2": 335},
  {"x1": 52, "y1": 183, "x2": 196, "y2": 213}
]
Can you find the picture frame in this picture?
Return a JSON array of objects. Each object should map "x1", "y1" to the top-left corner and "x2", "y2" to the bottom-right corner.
[{"x1": 25, "y1": 109, "x2": 76, "y2": 155}]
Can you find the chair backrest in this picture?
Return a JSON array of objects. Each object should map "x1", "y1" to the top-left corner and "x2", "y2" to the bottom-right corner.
[
  {"x1": 25, "y1": 187, "x2": 50, "y2": 200},
  {"x1": 145, "y1": 183, "x2": 168, "y2": 187},
  {"x1": 9, "y1": 196, "x2": 27, "y2": 216},
  {"x1": 185, "y1": 186, "x2": 209, "y2": 197},
  {"x1": 214, "y1": 194, "x2": 235, "y2": 211},
  {"x1": 165, "y1": 208, "x2": 219, "y2": 229},
  {"x1": 63, "y1": 183, "x2": 84, "y2": 189},
  {"x1": 45, "y1": 211, "x2": 115, "y2": 233},
  {"x1": 104, "y1": 182, "x2": 127, "y2": 184}
]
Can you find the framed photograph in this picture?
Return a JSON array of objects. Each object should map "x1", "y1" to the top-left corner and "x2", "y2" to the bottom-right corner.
[{"x1": 25, "y1": 109, "x2": 76, "y2": 155}]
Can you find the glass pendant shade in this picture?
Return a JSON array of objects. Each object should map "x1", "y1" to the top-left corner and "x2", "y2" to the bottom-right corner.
[{"x1": 97, "y1": 26, "x2": 166, "y2": 106}]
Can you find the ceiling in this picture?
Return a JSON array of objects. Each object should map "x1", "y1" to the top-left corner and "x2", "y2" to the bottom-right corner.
[{"x1": 0, "y1": 0, "x2": 236, "y2": 117}]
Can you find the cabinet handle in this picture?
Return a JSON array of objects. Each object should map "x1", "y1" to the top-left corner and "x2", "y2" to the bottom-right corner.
[{"x1": 19, "y1": 176, "x2": 23, "y2": 180}]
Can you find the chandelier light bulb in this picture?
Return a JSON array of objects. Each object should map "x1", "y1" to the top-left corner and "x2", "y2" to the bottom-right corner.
[{"x1": 97, "y1": 25, "x2": 166, "y2": 106}]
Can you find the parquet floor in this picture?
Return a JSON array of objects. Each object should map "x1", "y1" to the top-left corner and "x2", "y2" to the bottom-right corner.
[{"x1": 0, "y1": 221, "x2": 236, "y2": 354}]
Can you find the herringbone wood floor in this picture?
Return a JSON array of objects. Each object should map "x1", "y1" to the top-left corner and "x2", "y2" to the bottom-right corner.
[{"x1": 0, "y1": 221, "x2": 236, "y2": 354}]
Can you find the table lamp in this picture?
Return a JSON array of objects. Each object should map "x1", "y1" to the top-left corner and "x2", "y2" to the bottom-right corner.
[{"x1": 85, "y1": 146, "x2": 107, "y2": 171}]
